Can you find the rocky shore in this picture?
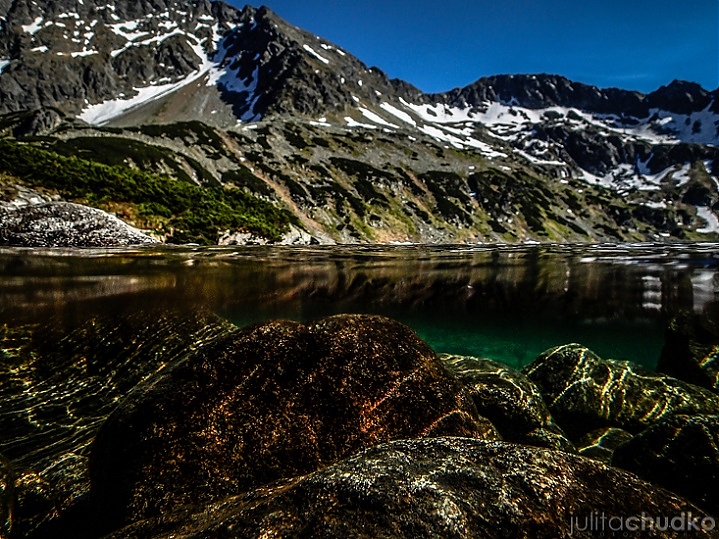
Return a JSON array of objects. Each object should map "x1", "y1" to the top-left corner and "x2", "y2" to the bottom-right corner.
[
  {"x1": 1, "y1": 310, "x2": 718, "y2": 538},
  {"x1": 0, "y1": 200, "x2": 157, "y2": 248}
]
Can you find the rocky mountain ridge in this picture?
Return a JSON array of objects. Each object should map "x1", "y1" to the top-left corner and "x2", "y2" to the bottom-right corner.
[{"x1": 0, "y1": 0, "x2": 718, "y2": 244}]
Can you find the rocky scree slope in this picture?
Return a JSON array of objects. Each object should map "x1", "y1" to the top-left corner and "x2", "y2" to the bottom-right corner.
[{"x1": 0, "y1": 0, "x2": 718, "y2": 244}]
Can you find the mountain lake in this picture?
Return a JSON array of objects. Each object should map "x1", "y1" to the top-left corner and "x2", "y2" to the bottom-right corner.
[{"x1": 2, "y1": 242, "x2": 717, "y2": 370}]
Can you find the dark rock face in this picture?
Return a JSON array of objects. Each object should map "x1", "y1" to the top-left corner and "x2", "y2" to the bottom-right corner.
[
  {"x1": 204, "y1": 6, "x2": 420, "y2": 120},
  {"x1": 435, "y1": 74, "x2": 649, "y2": 116},
  {"x1": 0, "y1": 0, "x2": 230, "y2": 115},
  {"x1": 577, "y1": 427, "x2": 634, "y2": 464},
  {"x1": 613, "y1": 415, "x2": 719, "y2": 517},
  {"x1": 0, "y1": 201, "x2": 157, "y2": 247},
  {"x1": 523, "y1": 344, "x2": 719, "y2": 439},
  {"x1": 532, "y1": 123, "x2": 640, "y2": 177},
  {"x1": 657, "y1": 311, "x2": 719, "y2": 393},
  {"x1": 89, "y1": 315, "x2": 495, "y2": 528},
  {"x1": 0, "y1": 0, "x2": 417, "y2": 122},
  {"x1": 648, "y1": 80, "x2": 715, "y2": 116},
  {"x1": 435, "y1": 74, "x2": 718, "y2": 118},
  {"x1": 11, "y1": 107, "x2": 64, "y2": 137},
  {"x1": 441, "y1": 354, "x2": 575, "y2": 452},
  {"x1": 0, "y1": 309, "x2": 235, "y2": 538},
  {"x1": 107, "y1": 437, "x2": 717, "y2": 539}
]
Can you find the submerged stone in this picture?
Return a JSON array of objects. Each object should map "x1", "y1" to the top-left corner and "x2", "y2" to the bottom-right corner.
[
  {"x1": 441, "y1": 354, "x2": 575, "y2": 452},
  {"x1": 577, "y1": 427, "x2": 634, "y2": 464},
  {"x1": 657, "y1": 310, "x2": 719, "y2": 393},
  {"x1": 0, "y1": 309, "x2": 235, "y2": 538},
  {"x1": 523, "y1": 343, "x2": 719, "y2": 439},
  {"x1": 89, "y1": 314, "x2": 495, "y2": 529},
  {"x1": 106, "y1": 437, "x2": 716, "y2": 539},
  {"x1": 0, "y1": 454, "x2": 12, "y2": 538},
  {"x1": 613, "y1": 414, "x2": 719, "y2": 517}
]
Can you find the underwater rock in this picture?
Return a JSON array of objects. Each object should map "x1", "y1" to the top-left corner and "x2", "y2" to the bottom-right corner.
[
  {"x1": 12, "y1": 453, "x2": 89, "y2": 539},
  {"x1": 613, "y1": 414, "x2": 719, "y2": 517},
  {"x1": 657, "y1": 310, "x2": 719, "y2": 393},
  {"x1": 523, "y1": 343, "x2": 719, "y2": 439},
  {"x1": 577, "y1": 427, "x2": 634, "y2": 464},
  {"x1": 89, "y1": 314, "x2": 496, "y2": 528},
  {"x1": 106, "y1": 437, "x2": 716, "y2": 539},
  {"x1": 0, "y1": 454, "x2": 12, "y2": 538},
  {"x1": 0, "y1": 201, "x2": 157, "y2": 247},
  {"x1": 0, "y1": 309, "x2": 235, "y2": 538},
  {"x1": 441, "y1": 354, "x2": 575, "y2": 452}
]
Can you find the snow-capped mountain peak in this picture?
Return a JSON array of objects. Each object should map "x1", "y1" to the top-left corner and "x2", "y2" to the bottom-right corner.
[{"x1": 1, "y1": 0, "x2": 718, "y2": 208}]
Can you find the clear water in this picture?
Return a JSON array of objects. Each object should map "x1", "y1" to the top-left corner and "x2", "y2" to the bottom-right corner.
[{"x1": 1, "y1": 242, "x2": 718, "y2": 370}]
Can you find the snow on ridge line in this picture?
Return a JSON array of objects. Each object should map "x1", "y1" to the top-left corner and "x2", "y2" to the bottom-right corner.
[
  {"x1": 71, "y1": 50, "x2": 99, "y2": 58},
  {"x1": 577, "y1": 161, "x2": 698, "y2": 192},
  {"x1": 109, "y1": 19, "x2": 149, "y2": 41},
  {"x1": 0, "y1": 59, "x2": 10, "y2": 74},
  {"x1": 303, "y1": 44, "x2": 330, "y2": 65},
  {"x1": 399, "y1": 97, "x2": 719, "y2": 147}
]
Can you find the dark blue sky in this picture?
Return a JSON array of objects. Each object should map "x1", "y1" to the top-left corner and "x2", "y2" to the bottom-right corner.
[{"x1": 232, "y1": 0, "x2": 718, "y2": 94}]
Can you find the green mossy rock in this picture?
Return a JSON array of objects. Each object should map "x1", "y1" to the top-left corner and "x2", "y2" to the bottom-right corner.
[
  {"x1": 441, "y1": 354, "x2": 575, "y2": 452},
  {"x1": 523, "y1": 343, "x2": 719, "y2": 439}
]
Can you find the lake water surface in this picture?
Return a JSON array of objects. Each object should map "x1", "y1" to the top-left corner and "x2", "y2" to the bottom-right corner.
[{"x1": 2, "y1": 242, "x2": 718, "y2": 369}]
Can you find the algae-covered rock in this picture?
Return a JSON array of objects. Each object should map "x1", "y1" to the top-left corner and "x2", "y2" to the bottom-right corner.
[
  {"x1": 441, "y1": 354, "x2": 575, "y2": 452},
  {"x1": 523, "y1": 343, "x2": 719, "y2": 439},
  {"x1": 0, "y1": 454, "x2": 13, "y2": 538},
  {"x1": 657, "y1": 310, "x2": 719, "y2": 393},
  {"x1": 613, "y1": 414, "x2": 719, "y2": 517},
  {"x1": 90, "y1": 315, "x2": 496, "y2": 528},
  {"x1": 107, "y1": 437, "x2": 717, "y2": 539},
  {"x1": 577, "y1": 427, "x2": 634, "y2": 464},
  {"x1": 0, "y1": 309, "x2": 235, "y2": 538}
]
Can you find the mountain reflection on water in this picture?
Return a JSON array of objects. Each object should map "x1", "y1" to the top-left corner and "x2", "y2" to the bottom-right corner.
[{"x1": 1, "y1": 242, "x2": 717, "y2": 369}]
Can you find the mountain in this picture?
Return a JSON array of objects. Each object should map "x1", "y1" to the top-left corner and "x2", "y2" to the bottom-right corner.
[{"x1": 0, "y1": 0, "x2": 718, "y2": 244}]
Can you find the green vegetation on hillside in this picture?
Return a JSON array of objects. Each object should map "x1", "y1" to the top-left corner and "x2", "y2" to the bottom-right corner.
[{"x1": 0, "y1": 139, "x2": 292, "y2": 244}]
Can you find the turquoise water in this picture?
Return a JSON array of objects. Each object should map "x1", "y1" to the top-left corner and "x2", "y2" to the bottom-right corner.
[{"x1": 1, "y1": 242, "x2": 718, "y2": 369}]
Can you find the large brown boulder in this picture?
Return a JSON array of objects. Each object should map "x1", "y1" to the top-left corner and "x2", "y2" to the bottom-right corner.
[{"x1": 89, "y1": 315, "x2": 496, "y2": 529}]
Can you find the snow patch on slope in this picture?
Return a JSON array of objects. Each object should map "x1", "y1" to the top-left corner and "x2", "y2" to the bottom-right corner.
[
  {"x1": 401, "y1": 97, "x2": 719, "y2": 148},
  {"x1": 358, "y1": 107, "x2": 398, "y2": 129},
  {"x1": 22, "y1": 16, "x2": 44, "y2": 35},
  {"x1": 380, "y1": 102, "x2": 416, "y2": 126},
  {"x1": 80, "y1": 30, "x2": 219, "y2": 125},
  {"x1": 303, "y1": 44, "x2": 330, "y2": 64},
  {"x1": 696, "y1": 207, "x2": 719, "y2": 234}
]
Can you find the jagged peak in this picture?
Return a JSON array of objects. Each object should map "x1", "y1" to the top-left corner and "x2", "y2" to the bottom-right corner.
[
  {"x1": 431, "y1": 73, "x2": 646, "y2": 115},
  {"x1": 647, "y1": 79, "x2": 714, "y2": 115}
]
